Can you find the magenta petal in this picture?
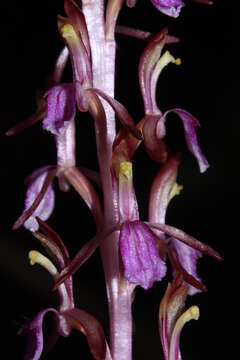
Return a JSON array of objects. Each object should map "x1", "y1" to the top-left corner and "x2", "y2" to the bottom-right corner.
[
  {"x1": 171, "y1": 238, "x2": 202, "y2": 295},
  {"x1": 24, "y1": 168, "x2": 55, "y2": 232},
  {"x1": 151, "y1": 0, "x2": 185, "y2": 18},
  {"x1": 18, "y1": 308, "x2": 58, "y2": 360},
  {"x1": 162, "y1": 109, "x2": 209, "y2": 173},
  {"x1": 119, "y1": 221, "x2": 166, "y2": 289},
  {"x1": 43, "y1": 83, "x2": 76, "y2": 136}
]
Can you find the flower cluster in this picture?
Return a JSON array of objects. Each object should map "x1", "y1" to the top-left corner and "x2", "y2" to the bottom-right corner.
[{"x1": 8, "y1": 0, "x2": 220, "y2": 359}]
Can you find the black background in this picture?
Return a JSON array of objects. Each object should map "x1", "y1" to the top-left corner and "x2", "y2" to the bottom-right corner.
[{"x1": 0, "y1": 0, "x2": 234, "y2": 359}]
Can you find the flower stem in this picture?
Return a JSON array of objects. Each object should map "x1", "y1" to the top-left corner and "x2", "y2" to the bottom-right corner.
[{"x1": 82, "y1": 1, "x2": 133, "y2": 359}]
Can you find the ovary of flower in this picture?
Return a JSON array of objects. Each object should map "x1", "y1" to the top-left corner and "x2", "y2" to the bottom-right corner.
[
  {"x1": 119, "y1": 161, "x2": 133, "y2": 181},
  {"x1": 29, "y1": 250, "x2": 58, "y2": 277},
  {"x1": 169, "y1": 182, "x2": 183, "y2": 202},
  {"x1": 61, "y1": 24, "x2": 78, "y2": 43}
]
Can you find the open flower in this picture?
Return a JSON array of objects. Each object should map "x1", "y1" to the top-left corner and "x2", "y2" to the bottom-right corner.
[{"x1": 19, "y1": 221, "x2": 111, "y2": 360}]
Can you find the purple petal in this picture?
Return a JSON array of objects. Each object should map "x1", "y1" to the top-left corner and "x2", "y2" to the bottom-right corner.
[
  {"x1": 162, "y1": 109, "x2": 209, "y2": 173},
  {"x1": 151, "y1": 0, "x2": 185, "y2": 18},
  {"x1": 119, "y1": 221, "x2": 166, "y2": 289},
  {"x1": 24, "y1": 168, "x2": 55, "y2": 232},
  {"x1": 18, "y1": 308, "x2": 58, "y2": 360},
  {"x1": 171, "y1": 238, "x2": 202, "y2": 295},
  {"x1": 43, "y1": 83, "x2": 76, "y2": 136}
]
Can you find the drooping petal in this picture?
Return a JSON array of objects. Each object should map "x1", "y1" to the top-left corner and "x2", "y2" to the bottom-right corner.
[
  {"x1": 119, "y1": 221, "x2": 166, "y2": 289},
  {"x1": 161, "y1": 109, "x2": 209, "y2": 173},
  {"x1": 43, "y1": 83, "x2": 76, "y2": 136},
  {"x1": 170, "y1": 238, "x2": 203, "y2": 295},
  {"x1": 151, "y1": 0, "x2": 185, "y2": 18},
  {"x1": 18, "y1": 308, "x2": 59, "y2": 360},
  {"x1": 63, "y1": 308, "x2": 109, "y2": 360}
]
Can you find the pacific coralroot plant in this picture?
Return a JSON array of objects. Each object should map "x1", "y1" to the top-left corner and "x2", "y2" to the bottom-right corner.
[{"x1": 8, "y1": 0, "x2": 222, "y2": 359}]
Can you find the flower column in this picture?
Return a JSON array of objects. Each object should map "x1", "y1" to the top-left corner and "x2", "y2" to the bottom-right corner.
[{"x1": 82, "y1": 1, "x2": 133, "y2": 360}]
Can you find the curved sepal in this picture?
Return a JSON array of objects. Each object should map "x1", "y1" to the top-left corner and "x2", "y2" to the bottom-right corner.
[
  {"x1": 162, "y1": 109, "x2": 209, "y2": 173},
  {"x1": 63, "y1": 308, "x2": 111, "y2": 360},
  {"x1": 18, "y1": 308, "x2": 59, "y2": 360}
]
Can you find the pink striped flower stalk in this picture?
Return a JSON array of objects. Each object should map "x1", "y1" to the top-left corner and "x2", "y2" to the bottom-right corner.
[{"x1": 9, "y1": 0, "x2": 221, "y2": 359}]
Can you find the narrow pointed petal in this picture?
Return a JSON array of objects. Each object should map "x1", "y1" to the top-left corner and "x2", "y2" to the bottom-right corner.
[
  {"x1": 63, "y1": 167, "x2": 103, "y2": 229},
  {"x1": 149, "y1": 156, "x2": 180, "y2": 224},
  {"x1": 169, "y1": 306, "x2": 200, "y2": 360},
  {"x1": 147, "y1": 222, "x2": 223, "y2": 261},
  {"x1": 90, "y1": 88, "x2": 142, "y2": 140},
  {"x1": 162, "y1": 109, "x2": 209, "y2": 173},
  {"x1": 37, "y1": 218, "x2": 70, "y2": 264},
  {"x1": 54, "y1": 235, "x2": 101, "y2": 289},
  {"x1": 119, "y1": 221, "x2": 166, "y2": 289},
  {"x1": 193, "y1": 0, "x2": 213, "y2": 4},
  {"x1": 54, "y1": 226, "x2": 120, "y2": 289},
  {"x1": 18, "y1": 308, "x2": 59, "y2": 360},
  {"x1": 43, "y1": 83, "x2": 76, "y2": 136},
  {"x1": 170, "y1": 238, "x2": 204, "y2": 295},
  {"x1": 142, "y1": 114, "x2": 168, "y2": 163},
  {"x1": 13, "y1": 167, "x2": 57, "y2": 231},
  {"x1": 116, "y1": 25, "x2": 180, "y2": 43},
  {"x1": 63, "y1": 308, "x2": 109, "y2": 360},
  {"x1": 151, "y1": 0, "x2": 185, "y2": 18},
  {"x1": 6, "y1": 99, "x2": 46, "y2": 136}
]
